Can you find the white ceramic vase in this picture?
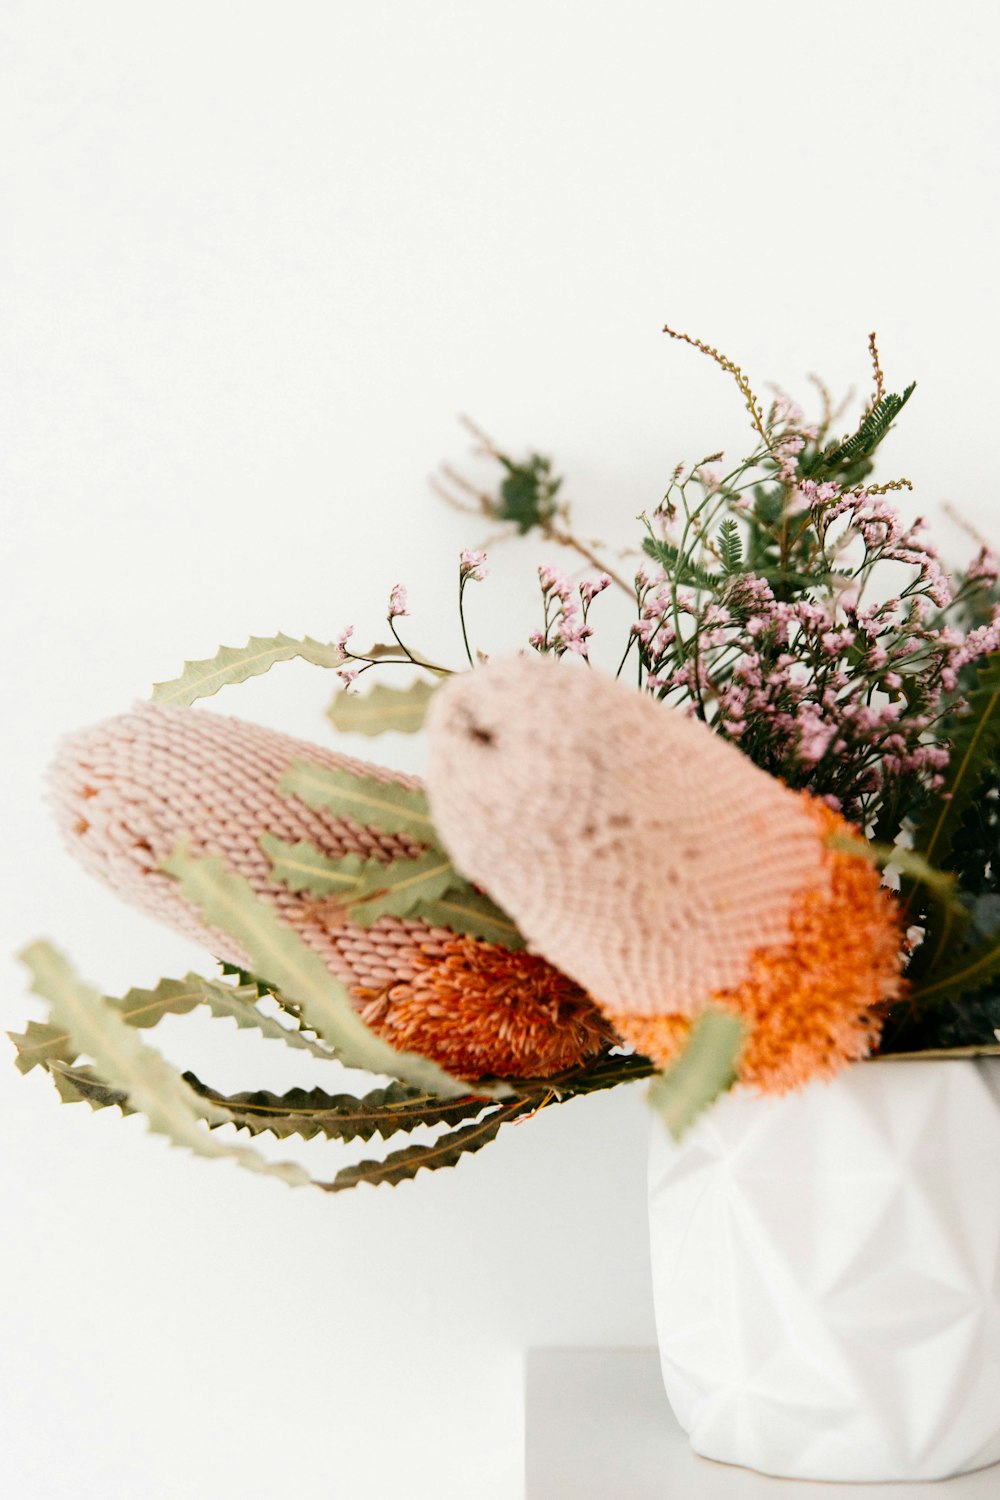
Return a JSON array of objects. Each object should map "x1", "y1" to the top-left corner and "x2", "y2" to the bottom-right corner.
[{"x1": 648, "y1": 1057, "x2": 1000, "y2": 1482}]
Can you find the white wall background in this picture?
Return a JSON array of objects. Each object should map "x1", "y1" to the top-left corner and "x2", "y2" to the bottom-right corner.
[{"x1": 1, "y1": 3, "x2": 997, "y2": 1496}]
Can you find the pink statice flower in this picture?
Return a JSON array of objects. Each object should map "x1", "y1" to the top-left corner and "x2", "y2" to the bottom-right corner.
[
  {"x1": 460, "y1": 548, "x2": 489, "y2": 582},
  {"x1": 388, "y1": 584, "x2": 409, "y2": 618}
]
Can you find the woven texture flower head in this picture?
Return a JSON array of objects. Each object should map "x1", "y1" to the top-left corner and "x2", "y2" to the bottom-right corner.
[
  {"x1": 49, "y1": 702, "x2": 613, "y2": 1080},
  {"x1": 424, "y1": 654, "x2": 906, "y2": 1091}
]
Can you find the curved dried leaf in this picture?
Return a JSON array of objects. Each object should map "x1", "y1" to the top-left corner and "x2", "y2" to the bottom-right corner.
[
  {"x1": 152, "y1": 634, "x2": 344, "y2": 706},
  {"x1": 327, "y1": 1099, "x2": 534, "y2": 1191},
  {"x1": 327, "y1": 678, "x2": 438, "y2": 737},
  {"x1": 182, "y1": 1074, "x2": 493, "y2": 1142},
  {"x1": 19, "y1": 942, "x2": 312, "y2": 1188}
]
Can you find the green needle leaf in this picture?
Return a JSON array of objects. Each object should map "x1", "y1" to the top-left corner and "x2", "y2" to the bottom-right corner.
[
  {"x1": 648, "y1": 1010, "x2": 746, "y2": 1140},
  {"x1": 152, "y1": 634, "x2": 345, "y2": 706},
  {"x1": 328, "y1": 678, "x2": 439, "y2": 737}
]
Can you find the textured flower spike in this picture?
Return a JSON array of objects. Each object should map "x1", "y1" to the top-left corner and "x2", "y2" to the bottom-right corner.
[
  {"x1": 49, "y1": 703, "x2": 613, "y2": 1080},
  {"x1": 424, "y1": 655, "x2": 906, "y2": 1092}
]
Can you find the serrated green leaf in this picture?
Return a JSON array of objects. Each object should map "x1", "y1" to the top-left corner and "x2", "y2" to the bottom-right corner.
[
  {"x1": 327, "y1": 1098, "x2": 534, "y2": 1191},
  {"x1": 18, "y1": 941, "x2": 312, "y2": 1188},
  {"x1": 647, "y1": 1010, "x2": 745, "y2": 1140},
  {"x1": 411, "y1": 888, "x2": 526, "y2": 949},
  {"x1": 259, "y1": 834, "x2": 372, "y2": 896},
  {"x1": 49, "y1": 1060, "x2": 134, "y2": 1112},
  {"x1": 152, "y1": 634, "x2": 345, "y2": 706},
  {"x1": 181, "y1": 1074, "x2": 493, "y2": 1143},
  {"x1": 280, "y1": 760, "x2": 438, "y2": 844},
  {"x1": 161, "y1": 847, "x2": 502, "y2": 1099},
  {"x1": 7, "y1": 1018, "x2": 80, "y2": 1075},
  {"x1": 346, "y1": 849, "x2": 465, "y2": 926},
  {"x1": 328, "y1": 678, "x2": 438, "y2": 737},
  {"x1": 9, "y1": 971, "x2": 335, "y2": 1074}
]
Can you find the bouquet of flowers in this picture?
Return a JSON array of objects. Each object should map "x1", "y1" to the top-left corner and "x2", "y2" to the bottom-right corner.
[{"x1": 13, "y1": 330, "x2": 1000, "y2": 1192}]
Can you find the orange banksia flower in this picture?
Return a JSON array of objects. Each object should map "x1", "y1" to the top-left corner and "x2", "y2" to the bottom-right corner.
[
  {"x1": 607, "y1": 798, "x2": 903, "y2": 1092},
  {"x1": 425, "y1": 655, "x2": 906, "y2": 1093},
  {"x1": 356, "y1": 935, "x2": 615, "y2": 1079},
  {"x1": 49, "y1": 702, "x2": 611, "y2": 1080}
]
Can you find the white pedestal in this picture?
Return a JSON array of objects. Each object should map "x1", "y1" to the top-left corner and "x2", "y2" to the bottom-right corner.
[{"x1": 524, "y1": 1348, "x2": 1000, "y2": 1499}]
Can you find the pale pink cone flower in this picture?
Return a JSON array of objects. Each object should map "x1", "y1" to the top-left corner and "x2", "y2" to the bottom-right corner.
[
  {"x1": 48, "y1": 702, "x2": 612, "y2": 1079},
  {"x1": 423, "y1": 655, "x2": 826, "y2": 1014}
]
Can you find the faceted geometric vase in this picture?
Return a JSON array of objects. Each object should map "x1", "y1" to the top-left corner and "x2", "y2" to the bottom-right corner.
[{"x1": 648, "y1": 1058, "x2": 1000, "y2": 1482}]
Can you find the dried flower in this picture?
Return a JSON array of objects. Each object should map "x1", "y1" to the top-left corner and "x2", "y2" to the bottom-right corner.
[{"x1": 49, "y1": 703, "x2": 610, "y2": 1080}]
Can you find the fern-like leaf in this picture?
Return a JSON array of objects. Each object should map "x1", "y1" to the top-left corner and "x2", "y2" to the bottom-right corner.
[
  {"x1": 327, "y1": 678, "x2": 439, "y2": 736},
  {"x1": 152, "y1": 634, "x2": 345, "y2": 706},
  {"x1": 642, "y1": 537, "x2": 721, "y2": 592},
  {"x1": 718, "y1": 518, "x2": 743, "y2": 575},
  {"x1": 820, "y1": 384, "x2": 916, "y2": 469}
]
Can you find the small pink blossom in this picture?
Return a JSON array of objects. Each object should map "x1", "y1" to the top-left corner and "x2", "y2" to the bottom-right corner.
[
  {"x1": 336, "y1": 666, "x2": 359, "y2": 691},
  {"x1": 388, "y1": 584, "x2": 409, "y2": 618},
  {"x1": 459, "y1": 548, "x2": 489, "y2": 582},
  {"x1": 580, "y1": 574, "x2": 612, "y2": 606}
]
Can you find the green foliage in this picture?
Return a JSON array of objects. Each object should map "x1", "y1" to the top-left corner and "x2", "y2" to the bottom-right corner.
[
  {"x1": 259, "y1": 835, "x2": 372, "y2": 896},
  {"x1": 816, "y1": 384, "x2": 916, "y2": 472},
  {"x1": 327, "y1": 678, "x2": 439, "y2": 737},
  {"x1": 152, "y1": 634, "x2": 345, "y2": 706},
  {"x1": 181, "y1": 1075, "x2": 494, "y2": 1143},
  {"x1": 642, "y1": 536, "x2": 722, "y2": 592},
  {"x1": 915, "y1": 653, "x2": 1000, "y2": 874},
  {"x1": 161, "y1": 846, "x2": 499, "y2": 1099},
  {"x1": 345, "y1": 849, "x2": 467, "y2": 926},
  {"x1": 495, "y1": 453, "x2": 563, "y2": 534},
  {"x1": 279, "y1": 760, "x2": 438, "y2": 844},
  {"x1": 717, "y1": 518, "x2": 743, "y2": 575},
  {"x1": 260, "y1": 830, "x2": 524, "y2": 945},
  {"x1": 647, "y1": 1010, "x2": 745, "y2": 1140},
  {"x1": 18, "y1": 942, "x2": 312, "y2": 1188},
  {"x1": 411, "y1": 886, "x2": 526, "y2": 949},
  {"x1": 8, "y1": 970, "x2": 335, "y2": 1075},
  {"x1": 326, "y1": 1098, "x2": 535, "y2": 1191}
]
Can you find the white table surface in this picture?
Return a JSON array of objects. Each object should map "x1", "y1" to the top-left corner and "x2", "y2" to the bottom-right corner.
[{"x1": 524, "y1": 1348, "x2": 1000, "y2": 1499}]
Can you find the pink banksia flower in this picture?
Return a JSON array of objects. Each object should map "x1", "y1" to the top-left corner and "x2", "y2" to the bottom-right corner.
[
  {"x1": 424, "y1": 655, "x2": 907, "y2": 1094},
  {"x1": 48, "y1": 703, "x2": 613, "y2": 1080}
]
